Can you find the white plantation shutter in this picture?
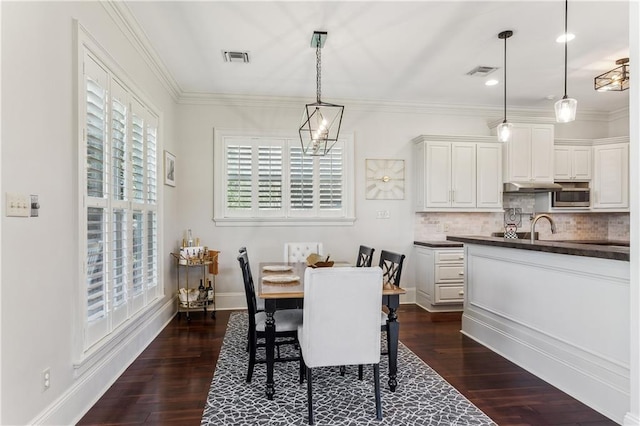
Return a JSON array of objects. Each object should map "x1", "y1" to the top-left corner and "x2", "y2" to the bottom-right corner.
[
  {"x1": 217, "y1": 133, "x2": 352, "y2": 223},
  {"x1": 226, "y1": 144, "x2": 252, "y2": 211},
  {"x1": 290, "y1": 146, "x2": 314, "y2": 210},
  {"x1": 86, "y1": 207, "x2": 107, "y2": 323},
  {"x1": 131, "y1": 111, "x2": 144, "y2": 203},
  {"x1": 146, "y1": 211, "x2": 158, "y2": 294},
  {"x1": 257, "y1": 145, "x2": 283, "y2": 210},
  {"x1": 80, "y1": 46, "x2": 160, "y2": 352},
  {"x1": 319, "y1": 147, "x2": 343, "y2": 211}
]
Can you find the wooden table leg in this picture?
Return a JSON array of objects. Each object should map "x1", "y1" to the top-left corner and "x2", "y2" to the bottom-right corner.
[
  {"x1": 385, "y1": 295, "x2": 400, "y2": 392},
  {"x1": 265, "y1": 299, "x2": 276, "y2": 400}
]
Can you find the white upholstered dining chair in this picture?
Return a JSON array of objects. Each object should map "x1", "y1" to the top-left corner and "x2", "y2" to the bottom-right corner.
[
  {"x1": 284, "y1": 242, "x2": 323, "y2": 263},
  {"x1": 298, "y1": 266, "x2": 383, "y2": 425}
]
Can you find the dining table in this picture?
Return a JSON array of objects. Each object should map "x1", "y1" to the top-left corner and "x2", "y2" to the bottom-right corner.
[{"x1": 258, "y1": 261, "x2": 407, "y2": 400}]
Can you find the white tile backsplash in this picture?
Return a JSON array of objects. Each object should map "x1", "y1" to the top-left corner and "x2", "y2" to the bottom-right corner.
[{"x1": 415, "y1": 193, "x2": 629, "y2": 241}]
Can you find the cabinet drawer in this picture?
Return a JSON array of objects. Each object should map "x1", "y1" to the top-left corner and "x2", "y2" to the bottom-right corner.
[
  {"x1": 435, "y1": 264, "x2": 464, "y2": 282},
  {"x1": 435, "y1": 284, "x2": 464, "y2": 304},
  {"x1": 435, "y1": 250, "x2": 464, "y2": 263}
]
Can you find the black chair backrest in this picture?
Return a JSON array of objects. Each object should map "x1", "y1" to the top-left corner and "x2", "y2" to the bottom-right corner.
[
  {"x1": 356, "y1": 245, "x2": 375, "y2": 267},
  {"x1": 378, "y1": 250, "x2": 405, "y2": 287},
  {"x1": 238, "y1": 251, "x2": 258, "y2": 332}
]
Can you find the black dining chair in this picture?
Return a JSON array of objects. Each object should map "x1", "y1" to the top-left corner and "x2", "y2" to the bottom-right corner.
[
  {"x1": 357, "y1": 249, "x2": 405, "y2": 380},
  {"x1": 237, "y1": 251, "x2": 303, "y2": 383},
  {"x1": 356, "y1": 245, "x2": 375, "y2": 267}
]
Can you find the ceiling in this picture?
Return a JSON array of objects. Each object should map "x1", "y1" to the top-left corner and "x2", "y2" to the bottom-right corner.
[{"x1": 124, "y1": 1, "x2": 630, "y2": 114}]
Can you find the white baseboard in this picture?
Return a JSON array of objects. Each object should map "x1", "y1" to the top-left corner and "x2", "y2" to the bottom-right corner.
[
  {"x1": 28, "y1": 299, "x2": 175, "y2": 425},
  {"x1": 624, "y1": 412, "x2": 640, "y2": 426},
  {"x1": 462, "y1": 311, "x2": 629, "y2": 425}
]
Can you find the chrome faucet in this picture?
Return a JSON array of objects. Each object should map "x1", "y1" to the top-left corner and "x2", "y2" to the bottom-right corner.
[{"x1": 530, "y1": 214, "x2": 557, "y2": 243}]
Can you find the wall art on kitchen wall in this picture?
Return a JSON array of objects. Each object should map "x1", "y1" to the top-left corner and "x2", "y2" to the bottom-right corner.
[
  {"x1": 365, "y1": 159, "x2": 405, "y2": 200},
  {"x1": 164, "y1": 150, "x2": 176, "y2": 187}
]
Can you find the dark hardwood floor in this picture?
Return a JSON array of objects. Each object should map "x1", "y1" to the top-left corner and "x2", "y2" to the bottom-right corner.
[{"x1": 78, "y1": 305, "x2": 615, "y2": 425}]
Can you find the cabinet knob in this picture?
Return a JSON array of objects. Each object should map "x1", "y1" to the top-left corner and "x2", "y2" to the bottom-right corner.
[
  {"x1": 458, "y1": 290, "x2": 464, "y2": 296},
  {"x1": 458, "y1": 256, "x2": 464, "y2": 260},
  {"x1": 458, "y1": 272, "x2": 464, "y2": 276}
]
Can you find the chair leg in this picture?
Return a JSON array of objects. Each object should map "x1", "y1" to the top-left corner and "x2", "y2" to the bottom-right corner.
[
  {"x1": 306, "y1": 366, "x2": 314, "y2": 425},
  {"x1": 246, "y1": 339, "x2": 256, "y2": 383},
  {"x1": 358, "y1": 364, "x2": 364, "y2": 380},
  {"x1": 373, "y1": 364, "x2": 382, "y2": 420},
  {"x1": 299, "y1": 356, "x2": 305, "y2": 384},
  {"x1": 339, "y1": 365, "x2": 346, "y2": 376}
]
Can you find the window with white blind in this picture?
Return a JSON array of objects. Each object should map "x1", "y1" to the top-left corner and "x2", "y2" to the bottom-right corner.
[
  {"x1": 80, "y1": 45, "x2": 160, "y2": 352},
  {"x1": 214, "y1": 130, "x2": 354, "y2": 225}
]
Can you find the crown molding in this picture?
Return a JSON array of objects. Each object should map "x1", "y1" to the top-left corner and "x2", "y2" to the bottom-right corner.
[
  {"x1": 102, "y1": 1, "x2": 182, "y2": 102},
  {"x1": 179, "y1": 91, "x2": 623, "y2": 125}
]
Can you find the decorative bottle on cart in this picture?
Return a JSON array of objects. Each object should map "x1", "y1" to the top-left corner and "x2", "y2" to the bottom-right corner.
[
  {"x1": 207, "y1": 279, "x2": 213, "y2": 302},
  {"x1": 198, "y1": 279, "x2": 206, "y2": 302}
]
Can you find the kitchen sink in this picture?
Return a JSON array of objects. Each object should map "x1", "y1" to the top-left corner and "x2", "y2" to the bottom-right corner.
[{"x1": 491, "y1": 232, "x2": 538, "y2": 240}]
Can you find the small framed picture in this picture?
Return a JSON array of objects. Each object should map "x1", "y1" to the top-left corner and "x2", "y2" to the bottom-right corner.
[{"x1": 164, "y1": 151, "x2": 176, "y2": 187}]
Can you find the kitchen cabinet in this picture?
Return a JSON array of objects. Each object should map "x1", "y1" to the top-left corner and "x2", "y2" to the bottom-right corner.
[
  {"x1": 415, "y1": 245, "x2": 464, "y2": 312},
  {"x1": 592, "y1": 141, "x2": 629, "y2": 210},
  {"x1": 476, "y1": 143, "x2": 503, "y2": 209},
  {"x1": 502, "y1": 123, "x2": 554, "y2": 183},
  {"x1": 413, "y1": 135, "x2": 502, "y2": 212},
  {"x1": 554, "y1": 145, "x2": 591, "y2": 181}
]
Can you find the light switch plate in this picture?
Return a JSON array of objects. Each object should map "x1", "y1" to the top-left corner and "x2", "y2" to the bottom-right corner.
[{"x1": 6, "y1": 193, "x2": 30, "y2": 217}]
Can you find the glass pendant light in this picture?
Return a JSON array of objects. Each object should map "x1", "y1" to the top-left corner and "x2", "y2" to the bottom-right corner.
[
  {"x1": 497, "y1": 30, "x2": 513, "y2": 143},
  {"x1": 555, "y1": 0, "x2": 577, "y2": 123}
]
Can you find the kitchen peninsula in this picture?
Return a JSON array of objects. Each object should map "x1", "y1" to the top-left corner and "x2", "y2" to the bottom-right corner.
[{"x1": 446, "y1": 235, "x2": 630, "y2": 424}]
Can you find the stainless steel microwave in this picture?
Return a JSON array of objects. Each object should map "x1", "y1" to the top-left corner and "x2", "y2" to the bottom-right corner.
[{"x1": 552, "y1": 186, "x2": 590, "y2": 207}]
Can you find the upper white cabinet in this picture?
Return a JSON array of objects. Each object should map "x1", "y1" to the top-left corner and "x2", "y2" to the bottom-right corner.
[
  {"x1": 413, "y1": 135, "x2": 502, "y2": 212},
  {"x1": 592, "y1": 140, "x2": 629, "y2": 210},
  {"x1": 502, "y1": 123, "x2": 554, "y2": 183},
  {"x1": 554, "y1": 144, "x2": 591, "y2": 181}
]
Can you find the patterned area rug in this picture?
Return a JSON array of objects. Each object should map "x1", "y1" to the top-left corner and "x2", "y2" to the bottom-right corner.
[{"x1": 202, "y1": 312, "x2": 497, "y2": 426}]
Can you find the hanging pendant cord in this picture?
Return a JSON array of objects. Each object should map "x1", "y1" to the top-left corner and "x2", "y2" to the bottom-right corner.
[
  {"x1": 503, "y1": 35, "x2": 507, "y2": 122},
  {"x1": 563, "y1": 0, "x2": 568, "y2": 99},
  {"x1": 316, "y1": 40, "x2": 322, "y2": 104}
]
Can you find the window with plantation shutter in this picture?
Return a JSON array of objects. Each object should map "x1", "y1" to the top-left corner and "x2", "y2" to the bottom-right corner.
[
  {"x1": 319, "y1": 147, "x2": 343, "y2": 210},
  {"x1": 290, "y1": 146, "x2": 314, "y2": 210},
  {"x1": 79, "y1": 43, "x2": 160, "y2": 352},
  {"x1": 214, "y1": 130, "x2": 354, "y2": 225}
]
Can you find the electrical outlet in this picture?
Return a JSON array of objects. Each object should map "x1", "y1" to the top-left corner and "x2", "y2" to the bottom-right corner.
[
  {"x1": 6, "y1": 193, "x2": 30, "y2": 217},
  {"x1": 444, "y1": 223, "x2": 450, "y2": 232},
  {"x1": 376, "y1": 210, "x2": 390, "y2": 219},
  {"x1": 43, "y1": 368, "x2": 50, "y2": 391}
]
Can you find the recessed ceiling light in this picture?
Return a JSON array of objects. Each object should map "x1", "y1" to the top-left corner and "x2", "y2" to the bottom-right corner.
[
  {"x1": 485, "y1": 79, "x2": 499, "y2": 86},
  {"x1": 556, "y1": 33, "x2": 575, "y2": 43}
]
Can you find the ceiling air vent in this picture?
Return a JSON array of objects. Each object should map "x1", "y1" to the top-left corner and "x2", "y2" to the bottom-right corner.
[
  {"x1": 222, "y1": 51, "x2": 250, "y2": 63},
  {"x1": 466, "y1": 65, "x2": 498, "y2": 76}
]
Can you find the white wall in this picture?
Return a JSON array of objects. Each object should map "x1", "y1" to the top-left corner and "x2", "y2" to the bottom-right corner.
[
  {"x1": 175, "y1": 98, "x2": 617, "y2": 309},
  {"x1": 1, "y1": 2, "x2": 177, "y2": 424}
]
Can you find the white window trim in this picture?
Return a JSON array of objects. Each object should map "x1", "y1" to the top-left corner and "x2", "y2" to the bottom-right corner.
[
  {"x1": 75, "y1": 21, "x2": 164, "y2": 367},
  {"x1": 213, "y1": 128, "x2": 355, "y2": 226}
]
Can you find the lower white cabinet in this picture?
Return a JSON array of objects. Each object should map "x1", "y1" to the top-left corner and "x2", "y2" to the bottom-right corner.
[{"x1": 415, "y1": 245, "x2": 464, "y2": 312}]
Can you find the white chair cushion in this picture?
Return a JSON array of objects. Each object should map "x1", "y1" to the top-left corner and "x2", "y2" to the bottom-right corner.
[
  {"x1": 255, "y1": 309, "x2": 303, "y2": 333},
  {"x1": 380, "y1": 311, "x2": 388, "y2": 326},
  {"x1": 284, "y1": 242, "x2": 323, "y2": 263}
]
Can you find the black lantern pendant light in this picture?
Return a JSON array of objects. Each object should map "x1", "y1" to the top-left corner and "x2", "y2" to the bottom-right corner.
[
  {"x1": 555, "y1": 0, "x2": 578, "y2": 122},
  {"x1": 299, "y1": 31, "x2": 344, "y2": 156},
  {"x1": 497, "y1": 30, "x2": 513, "y2": 143}
]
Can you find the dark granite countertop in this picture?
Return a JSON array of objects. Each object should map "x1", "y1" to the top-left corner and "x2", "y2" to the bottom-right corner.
[
  {"x1": 446, "y1": 235, "x2": 629, "y2": 262},
  {"x1": 414, "y1": 240, "x2": 464, "y2": 248}
]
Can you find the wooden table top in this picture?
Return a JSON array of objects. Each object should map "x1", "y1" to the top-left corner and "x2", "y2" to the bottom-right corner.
[{"x1": 257, "y1": 262, "x2": 406, "y2": 299}]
